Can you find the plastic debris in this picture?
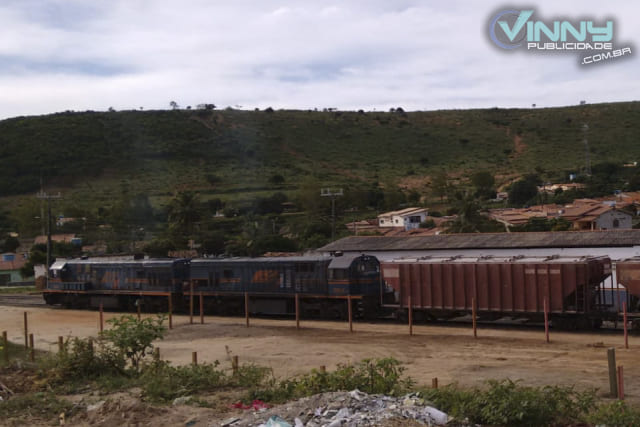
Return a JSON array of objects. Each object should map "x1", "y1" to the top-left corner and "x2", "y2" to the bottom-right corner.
[
  {"x1": 172, "y1": 396, "x2": 192, "y2": 406},
  {"x1": 231, "y1": 399, "x2": 271, "y2": 410},
  {"x1": 260, "y1": 415, "x2": 292, "y2": 427},
  {"x1": 223, "y1": 390, "x2": 450, "y2": 426}
]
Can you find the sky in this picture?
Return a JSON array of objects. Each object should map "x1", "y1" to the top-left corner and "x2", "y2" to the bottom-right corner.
[{"x1": 0, "y1": 0, "x2": 638, "y2": 120}]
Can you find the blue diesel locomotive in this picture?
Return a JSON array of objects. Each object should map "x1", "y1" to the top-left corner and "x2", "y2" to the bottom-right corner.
[{"x1": 42, "y1": 254, "x2": 383, "y2": 318}]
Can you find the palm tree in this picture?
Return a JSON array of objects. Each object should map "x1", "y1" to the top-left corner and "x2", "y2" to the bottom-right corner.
[{"x1": 167, "y1": 191, "x2": 201, "y2": 236}]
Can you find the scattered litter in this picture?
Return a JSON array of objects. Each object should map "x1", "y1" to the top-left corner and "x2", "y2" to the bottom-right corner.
[
  {"x1": 231, "y1": 399, "x2": 271, "y2": 410},
  {"x1": 220, "y1": 417, "x2": 240, "y2": 426},
  {"x1": 222, "y1": 390, "x2": 449, "y2": 426},
  {"x1": 172, "y1": 396, "x2": 192, "y2": 406},
  {"x1": 86, "y1": 401, "x2": 106, "y2": 412},
  {"x1": 260, "y1": 415, "x2": 291, "y2": 427}
]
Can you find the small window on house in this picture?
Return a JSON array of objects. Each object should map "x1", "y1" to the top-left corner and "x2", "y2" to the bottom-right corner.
[
  {"x1": 395, "y1": 219, "x2": 399, "y2": 224},
  {"x1": 613, "y1": 219, "x2": 620, "y2": 228}
]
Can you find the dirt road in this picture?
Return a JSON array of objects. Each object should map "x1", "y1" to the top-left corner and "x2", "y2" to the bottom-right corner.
[{"x1": 1, "y1": 304, "x2": 638, "y2": 402}]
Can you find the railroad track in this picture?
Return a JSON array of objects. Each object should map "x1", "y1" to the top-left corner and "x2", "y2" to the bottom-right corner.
[{"x1": 0, "y1": 294, "x2": 47, "y2": 308}]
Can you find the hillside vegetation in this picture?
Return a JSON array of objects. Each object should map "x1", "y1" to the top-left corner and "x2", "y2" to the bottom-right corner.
[
  {"x1": 1, "y1": 102, "x2": 639, "y2": 254},
  {"x1": 1, "y1": 102, "x2": 639, "y2": 197}
]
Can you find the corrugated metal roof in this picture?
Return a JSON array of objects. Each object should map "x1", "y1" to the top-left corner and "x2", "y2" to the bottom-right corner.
[
  {"x1": 327, "y1": 253, "x2": 371, "y2": 269},
  {"x1": 318, "y1": 230, "x2": 640, "y2": 252},
  {"x1": 54, "y1": 258, "x2": 186, "y2": 267},
  {"x1": 191, "y1": 255, "x2": 330, "y2": 265},
  {"x1": 385, "y1": 255, "x2": 609, "y2": 264}
]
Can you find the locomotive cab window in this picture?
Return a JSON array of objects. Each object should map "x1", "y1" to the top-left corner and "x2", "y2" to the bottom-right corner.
[
  {"x1": 295, "y1": 263, "x2": 315, "y2": 273},
  {"x1": 329, "y1": 269, "x2": 348, "y2": 280},
  {"x1": 357, "y1": 260, "x2": 379, "y2": 273},
  {"x1": 223, "y1": 269, "x2": 234, "y2": 279},
  {"x1": 136, "y1": 270, "x2": 145, "y2": 279}
]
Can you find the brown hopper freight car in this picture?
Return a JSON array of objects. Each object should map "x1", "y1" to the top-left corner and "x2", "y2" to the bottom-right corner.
[
  {"x1": 613, "y1": 257, "x2": 640, "y2": 327},
  {"x1": 381, "y1": 256, "x2": 612, "y2": 329}
]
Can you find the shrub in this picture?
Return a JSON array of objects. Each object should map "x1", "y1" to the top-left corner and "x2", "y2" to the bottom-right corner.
[
  {"x1": 587, "y1": 400, "x2": 640, "y2": 426},
  {"x1": 420, "y1": 379, "x2": 596, "y2": 427},
  {"x1": 248, "y1": 358, "x2": 414, "y2": 403},
  {"x1": 140, "y1": 360, "x2": 271, "y2": 402},
  {"x1": 101, "y1": 315, "x2": 166, "y2": 372}
]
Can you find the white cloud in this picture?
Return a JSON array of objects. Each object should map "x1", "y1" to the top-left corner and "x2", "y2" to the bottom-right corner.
[{"x1": 0, "y1": 0, "x2": 638, "y2": 119}]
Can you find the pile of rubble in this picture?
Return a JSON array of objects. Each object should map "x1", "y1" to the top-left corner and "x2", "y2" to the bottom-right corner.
[{"x1": 220, "y1": 390, "x2": 451, "y2": 427}]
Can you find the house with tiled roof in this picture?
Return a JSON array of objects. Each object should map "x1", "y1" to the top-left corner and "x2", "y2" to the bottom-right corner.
[
  {"x1": 0, "y1": 253, "x2": 29, "y2": 285},
  {"x1": 489, "y1": 200, "x2": 632, "y2": 231}
]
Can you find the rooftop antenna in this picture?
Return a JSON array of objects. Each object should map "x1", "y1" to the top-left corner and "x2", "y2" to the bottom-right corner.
[{"x1": 583, "y1": 123, "x2": 591, "y2": 176}]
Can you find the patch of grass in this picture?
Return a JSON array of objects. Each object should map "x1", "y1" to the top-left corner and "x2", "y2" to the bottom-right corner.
[
  {"x1": 0, "y1": 392, "x2": 74, "y2": 424},
  {"x1": 587, "y1": 400, "x2": 640, "y2": 427},
  {"x1": 248, "y1": 357, "x2": 414, "y2": 404},
  {"x1": 140, "y1": 360, "x2": 229, "y2": 402},
  {"x1": 0, "y1": 340, "x2": 30, "y2": 368},
  {"x1": 418, "y1": 379, "x2": 640, "y2": 427}
]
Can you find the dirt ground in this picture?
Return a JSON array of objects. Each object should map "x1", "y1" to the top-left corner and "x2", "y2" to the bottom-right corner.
[{"x1": 2, "y1": 305, "x2": 639, "y2": 403}]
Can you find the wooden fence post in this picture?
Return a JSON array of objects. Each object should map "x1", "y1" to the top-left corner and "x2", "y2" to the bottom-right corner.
[
  {"x1": 408, "y1": 295, "x2": 413, "y2": 336},
  {"x1": 137, "y1": 300, "x2": 141, "y2": 321},
  {"x1": 99, "y1": 303, "x2": 104, "y2": 333},
  {"x1": 29, "y1": 333, "x2": 34, "y2": 362},
  {"x1": 200, "y1": 292, "x2": 204, "y2": 325},
  {"x1": 348, "y1": 295, "x2": 353, "y2": 333},
  {"x1": 432, "y1": 378, "x2": 438, "y2": 389},
  {"x1": 58, "y1": 336, "x2": 64, "y2": 353},
  {"x1": 608, "y1": 347, "x2": 618, "y2": 398},
  {"x1": 192, "y1": 351, "x2": 198, "y2": 365},
  {"x1": 295, "y1": 293, "x2": 300, "y2": 330},
  {"x1": 618, "y1": 366, "x2": 624, "y2": 400},
  {"x1": 189, "y1": 282, "x2": 194, "y2": 325},
  {"x1": 245, "y1": 292, "x2": 250, "y2": 327},
  {"x1": 168, "y1": 295, "x2": 173, "y2": 330},
  {"x1": 232, "y1": 355, "x2": 239, "y2": 375},
  {"x1": 623, "y1": 302, "x2": 628, "y2": 349},
  {"x1": 23, "y1": 312, "x2": 28, "y2": 348},
  {"x1": 2, "y1": 331, "x2": 8, "y2": 363},
  {"x1": 544, "y1": 298, "x2": 550, "y2": 343},
  {"x1": 472, "y1": 297, "x2": 477, "y2": 338}
]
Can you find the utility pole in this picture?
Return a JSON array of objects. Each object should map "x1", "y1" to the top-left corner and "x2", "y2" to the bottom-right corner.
[
  {"x1": 583, "y1": 123, "x2": 591, "y2": 176},
  {"x1": 321, "y1": 188, "x2": 343, "y2": 240},
  {"x1": 36, "y1": 191, "x2": 62, "y2": 286}
]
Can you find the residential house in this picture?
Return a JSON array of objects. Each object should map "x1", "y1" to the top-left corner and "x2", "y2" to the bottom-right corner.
[
  {"x1": 34, "y1": 234, "x2": 81, "y2": 246},
  {"x1": 561, "y1": 200, "x2": 632, "y2": 230},
  {"x1": 488, "y1": 200, "x2": 632, "y2": 230},
  {"x1": 0, "y1": 253, "x2": 29, "y2": 285},
  {"x1": 377, "y1": 207, "x2": 429, "y2": 230}
]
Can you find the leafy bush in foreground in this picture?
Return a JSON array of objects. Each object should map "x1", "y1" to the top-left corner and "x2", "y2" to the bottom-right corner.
[
  {"x1": 248, "y1": 357, "x2": 414, "y2": 403},
  {"x1": 420, "y1": 379, "x2": 618, "y2": 427}
]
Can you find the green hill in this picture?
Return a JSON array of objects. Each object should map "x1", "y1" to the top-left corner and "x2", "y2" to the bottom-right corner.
[
  {"x1": 3, "y1": 102, "x2": 640, "y2": 196},
  {"x1": 1, "y1": 102, "x2": 639, "y2": 248}
]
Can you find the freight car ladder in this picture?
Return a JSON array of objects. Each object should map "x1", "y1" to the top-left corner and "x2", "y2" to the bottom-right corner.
[{"x1": 576, "y1": 286, "x2": 585, "y2": 312}]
